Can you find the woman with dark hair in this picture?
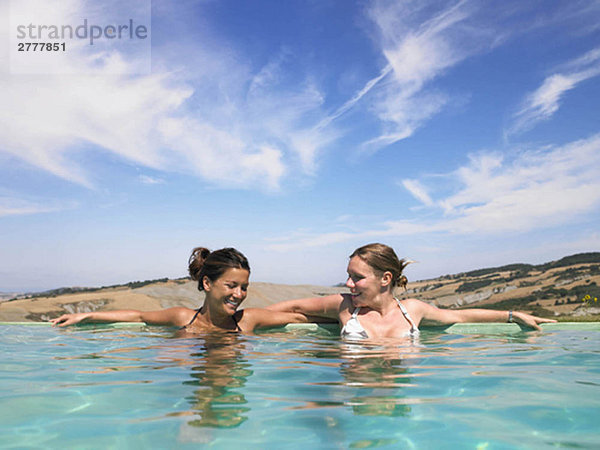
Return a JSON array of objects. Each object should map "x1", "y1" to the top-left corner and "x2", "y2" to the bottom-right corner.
[
  {"x1": 267, "y1": 243, "x2": 556, "y2": 340},
  {"x1": 51, "y1": 246, "x2": 309, "y2": 333}
]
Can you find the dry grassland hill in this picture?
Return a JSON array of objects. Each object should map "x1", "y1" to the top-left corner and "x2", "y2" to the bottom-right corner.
[
  {"x1": 398, "y1": 252, "x2": 600, "y2": 319},
  {"x1": 1, "y1": 252, "x2": 599, "y2": 322},
  {"x1": 0, "y1": 279, "x2": 347, "y2": 322}
]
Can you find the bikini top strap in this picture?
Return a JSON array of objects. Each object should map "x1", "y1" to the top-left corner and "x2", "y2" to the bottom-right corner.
[
  {"x1": 351, "y1": 307, "x2": 361, "y2": 318},
  {"x1": 181, "y1": 308, "x2": 202, "y2": 329},
  {"x1": 394, "y1": 297, "x2": 418, "y2": 332},
  {"x1": 232, "y1": 313, "x2": 242, "y2": 332}
]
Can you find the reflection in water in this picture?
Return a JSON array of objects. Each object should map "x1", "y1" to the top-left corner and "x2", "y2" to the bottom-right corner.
[
  {"x1": 19, "y1": 326, "x2": 596, "y2": 448},
  {"x1": 174, "y1": 330, "x2": 428, "y2": 430},
  {"x1": 339, "y1": 339, "x2": 421, "y2": 417},
  {"x1": 178, "y1": 331, "x2": 253, "y2": 428},
  {"x1": 282, "y1": 335, "x2": 422, "y2": 418}
]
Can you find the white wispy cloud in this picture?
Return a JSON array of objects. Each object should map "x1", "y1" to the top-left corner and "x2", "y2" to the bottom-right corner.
[
  {"x1": 0, "y1": 1, "x2": 336, "y2": 195},
  {"x1": 315, "y1": 65, "x2": 393, "y2": 131},
  {"x1": 269, "y1": 133, "x2": 600, "y2": 250},
  {"x1": 401, "y1": 179, "x2": 434, "y2": 206},
  {"x1": 403, "y1": 133, "x2": 600, "y2": 233},
  {"x1": 374, "y1": 0, "x2": 472, "y2": 86},
  {"x1": 138, "y1": 175, "x2": 165, "y2": 185},
  {"x1": 419, "y1": 134, "x2": 600, "y2": 233},
  {"x1": 361, "y1": 0, "x2": 492, "y2": 152},
  {"x1": 507, "y1": 47, "x2": 600, "y2": 136},
  {"x1": 4, "y1": 0, "x2": 599, "y2": 203},
  {"x1": 438, "y1": 134, "x2": 600, "y2": 233},
  {"x1": 0, "y1": 196, "x2": 72, "y2": 217},
  {"x1": 243, "y1": 61, "x2": 335, "y2": 175},
  {"x1": 247, "y1": 0, "x2": 485, "y2": 158},
  {"x1": 360, "y1": 1, "x2": 600, "y2": 153}
]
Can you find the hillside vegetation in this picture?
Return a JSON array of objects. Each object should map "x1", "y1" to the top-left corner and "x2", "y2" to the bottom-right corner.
[
  {"x1": 402, "y1": 252, "x2": 600, "y2": 320},
  {"x1": 1, "y1": 252, "x2": 599, "y2": 322}
]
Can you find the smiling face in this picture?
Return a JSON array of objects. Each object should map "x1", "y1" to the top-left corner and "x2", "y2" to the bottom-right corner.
[
  {"x1": 345, "y1": 256, "x2": 389, "y2": 307},
  {"x1": 203, "y1": 267, "x2": 250, "y2": 315}
]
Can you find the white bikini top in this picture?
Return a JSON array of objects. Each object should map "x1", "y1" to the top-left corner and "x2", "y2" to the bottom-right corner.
[{"x1": 340, "y1": 297, "x2": 419, "y2": 340}]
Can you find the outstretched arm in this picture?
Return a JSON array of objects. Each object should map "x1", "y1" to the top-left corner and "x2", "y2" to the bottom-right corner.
[
  {"x1": 49, "y1": 307, "x2": 192, "y2": 328},
  {"x1": 408, "y1": 299, "x2": 557, "y2": 331},
  {"x1": 238, "y1": 308, "x2": 316, "y2": 332},
  {"x1": 265, "y1": 294, "x2": 344, "y2": 320}
]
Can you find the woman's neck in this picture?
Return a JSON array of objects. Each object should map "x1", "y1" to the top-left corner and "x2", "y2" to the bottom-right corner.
[
  {"x1": 367, "y1": 292, "x2": 397, "y2": 316},
  {"x1": 199, "y1": 302, "x2": 238, "y2": 330}
]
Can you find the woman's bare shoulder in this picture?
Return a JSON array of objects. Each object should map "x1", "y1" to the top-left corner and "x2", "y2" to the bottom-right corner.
[
  {"x1": 398, "y1": 298, "x2": 433, "y2": 314},
  {"x1": 159, "y1": 307, "x2": 197, "y2": 326}
]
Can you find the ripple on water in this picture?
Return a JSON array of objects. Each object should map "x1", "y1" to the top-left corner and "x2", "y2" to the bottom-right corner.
[{"x1": 0, "y1": 325, "x2": 598, "y2": 448}]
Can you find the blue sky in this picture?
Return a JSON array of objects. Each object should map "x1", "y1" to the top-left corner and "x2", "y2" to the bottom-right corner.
[{"x1": 1, "y1": 0, "x2": 600, "y2": 292}]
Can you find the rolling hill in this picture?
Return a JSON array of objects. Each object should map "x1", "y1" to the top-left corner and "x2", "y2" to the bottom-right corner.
[{"x1": 1, "y1": 253, "x2": 599, "y2": 322}]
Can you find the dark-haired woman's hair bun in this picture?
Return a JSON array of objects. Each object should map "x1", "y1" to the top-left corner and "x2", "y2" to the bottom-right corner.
[{"x1": 188, "y1": 247, "x2": 211, "y2": 281}]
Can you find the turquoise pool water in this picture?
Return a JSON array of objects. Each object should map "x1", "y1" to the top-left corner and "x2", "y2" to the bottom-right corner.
[{"x1": 1, "y1": 324, "x2": 599, "y2": 449}]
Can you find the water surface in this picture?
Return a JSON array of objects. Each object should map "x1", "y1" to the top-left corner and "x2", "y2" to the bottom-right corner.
[{"x1": 1, "y1": 325, "x2": 598, "y2": 449}]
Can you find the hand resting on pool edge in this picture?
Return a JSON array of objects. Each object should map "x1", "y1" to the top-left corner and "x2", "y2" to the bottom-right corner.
[
  {"x1": 267, "y1": 243, "x2": 557, "y2": 339},
  {"x1": 50, "y1": 246, "x2": 310, "y2": 333}
]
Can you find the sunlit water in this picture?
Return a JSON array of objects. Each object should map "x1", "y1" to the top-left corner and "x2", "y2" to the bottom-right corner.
[{"x1": 1, "y1": 325, "x2": 598, "y2": 449}]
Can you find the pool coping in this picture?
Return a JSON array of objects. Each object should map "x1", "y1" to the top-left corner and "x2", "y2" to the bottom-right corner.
[{"x1": 1, "y1": 321, "x2": 599, "y2": 333}]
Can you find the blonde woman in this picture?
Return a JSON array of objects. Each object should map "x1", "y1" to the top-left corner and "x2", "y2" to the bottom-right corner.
[{"x1": 267, "y1": 243, "x2": 556, "y2": 339}]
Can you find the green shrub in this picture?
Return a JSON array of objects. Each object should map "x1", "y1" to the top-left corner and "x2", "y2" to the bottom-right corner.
[{"x1": 456, "y1": 279, "x2": 495, "y2": 293}]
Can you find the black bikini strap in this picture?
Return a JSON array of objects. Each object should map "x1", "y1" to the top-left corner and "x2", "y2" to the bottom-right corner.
[
  {"x1": 181, "y1": 308, "x2": 202, "y2": 329},
  {"x1": 182, "y1": 308, "x2": 242, "y2": 332},
  {"x1": 232, "y1": 313, "x2": 242, "y2": 332}
]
